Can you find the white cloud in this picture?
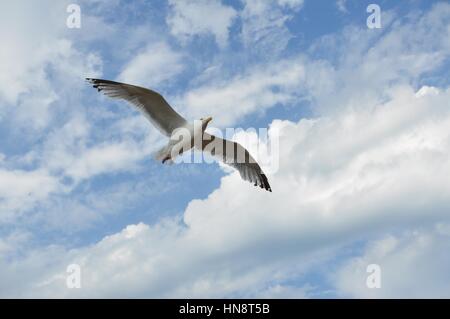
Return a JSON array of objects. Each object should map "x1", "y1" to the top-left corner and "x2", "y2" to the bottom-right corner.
[
  {"x1": 306, "y1": 3, "x2": 450, "y2": 115},
  {"x1": 0, "y1": 0, "x2": 59, "y2": 105},
  {"x1": 3, "y1": 83, "x2": 450, "y2": 297},
  {"x1": 239, "y1": 0, "x2": 302, "y2": 57},
  {"x1": 0, "y1": 230, "x2": 30, "y2": 258},
  {"x1": 117, "y1": 42, "x2": 184, "y2": 88},
  {"x1": 336, "y1": 0, "x2": 348, "y2": 13},
  {"x1": 335, "y1": 226, "x2": 450, "y2": 298},
  {"x1": 255, "y1": 284, "x2": 310, "y2": 298},
  {"x1": 180, "y1": 5, "x2": 449, "y2": 128},
  {"x1": 0, "y1": 169, "x2": 60, "y2": 222},
  {"x1": 64, "y1": 140, "x2": 149, "y2": 181},
  {"x1": 28, "y1": 112, "x2": 160, "y2": 187},
  {"x1": 277, "y1": 0, "x2": 304, "y2": 10},
  {"x1": 0, "y1": 111, "x2": 163, "y2": 230},
  {"x1": 180, "y1": 58, "x2": 305, "y2": 126},
  {"x1": 415, "y1": 85, "x2": 440, "y2": 98},
  {"x1": 0, "y1": 1, "x2": 161, "y2": 226},
  {"x1": 167, "y1": 0, "x2": 237, "y2": 47},
  {"x1": 0, "y1": 1, "x2": 102, "y2": 130}
]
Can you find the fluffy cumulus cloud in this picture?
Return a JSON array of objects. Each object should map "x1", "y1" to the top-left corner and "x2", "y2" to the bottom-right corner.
[
  {"x1": 1, "y1": 1, "x2": 450, "y2": 298},
  {"x1": 305, "y1": 3, "x2": 450, "y2": 116},
  {"x1": 335, "y1": 225, "x2": 450, "y2": 298},
  {"x1": 180, "y1": 59, "x2": 306, "y2": 126},
  {"x1": 118, "y1": 42, "x2": 184, "y2": 88},
  {"x1": 167, "y1": 0, "x2": 237, "y2": 47},
  {"x1": 0, "y1": 1, "x2": 102, "y2": 130},
  {"x1": 4, "y1": 83, "x2": 450, "y2": 298}
]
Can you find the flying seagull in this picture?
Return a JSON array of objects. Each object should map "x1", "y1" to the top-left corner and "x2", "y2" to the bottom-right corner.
[{"x1": 86, "y1": 78, "x2": 272, "y2": 192}]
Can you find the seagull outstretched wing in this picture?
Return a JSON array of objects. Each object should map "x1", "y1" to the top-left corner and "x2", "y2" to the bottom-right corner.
[
  {"x1": 86, "y1": 78, "x2": 186, "y2": 136},
  {"x1": 199, "y1": 132, "x2": 272, "y2": 192}
]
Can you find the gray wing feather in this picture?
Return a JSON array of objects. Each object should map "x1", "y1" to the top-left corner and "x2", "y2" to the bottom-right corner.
[
  {"x1": 199, "y1": 132, "x2": 272, "y2": 192},
  {"x1": 86, "y1": 78, "x2": 186, "y2": 136}
]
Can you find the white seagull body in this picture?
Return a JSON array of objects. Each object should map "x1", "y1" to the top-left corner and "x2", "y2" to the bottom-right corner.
[{"x1": 86, "y1": 78, "x2": 272, "y2": 192}]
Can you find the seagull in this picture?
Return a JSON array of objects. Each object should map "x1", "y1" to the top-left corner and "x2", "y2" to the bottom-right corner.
[{"x1": 86, "y1": 78, "x2": 272, "y2": 192}]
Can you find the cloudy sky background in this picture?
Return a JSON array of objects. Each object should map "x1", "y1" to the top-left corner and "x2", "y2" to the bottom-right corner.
[{"x1": 0, "y1": 0, "x2": 449, "y2": 298}]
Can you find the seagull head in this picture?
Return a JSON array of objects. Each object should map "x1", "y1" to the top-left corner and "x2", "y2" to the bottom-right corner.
[{"x1": 200, "y1": 116, "x2": 213, "y2": 130}]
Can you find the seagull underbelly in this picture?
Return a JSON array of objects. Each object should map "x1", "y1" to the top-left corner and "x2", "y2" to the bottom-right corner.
[{"x1": 169, "y1": 125, "x2": 199, "y2": 158}]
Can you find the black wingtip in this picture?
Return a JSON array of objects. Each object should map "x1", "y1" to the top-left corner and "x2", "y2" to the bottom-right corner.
[
  {"x1": 85, "y1": 78, "x2": 106, "y2": 92},
  {"x1": 86, "y1": 78, "x2": 98, "y2": 86},
  {"x1": 86, "y1": 78, "x2": 104, "y2": 84},
  {"x1": 260, "y1": 174, "x2": 272, "y2": 192}
]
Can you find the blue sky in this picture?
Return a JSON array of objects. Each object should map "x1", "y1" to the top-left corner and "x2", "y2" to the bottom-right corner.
[{"x1": 0, "y1": 0, "x2": 450, "y2": 298}]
